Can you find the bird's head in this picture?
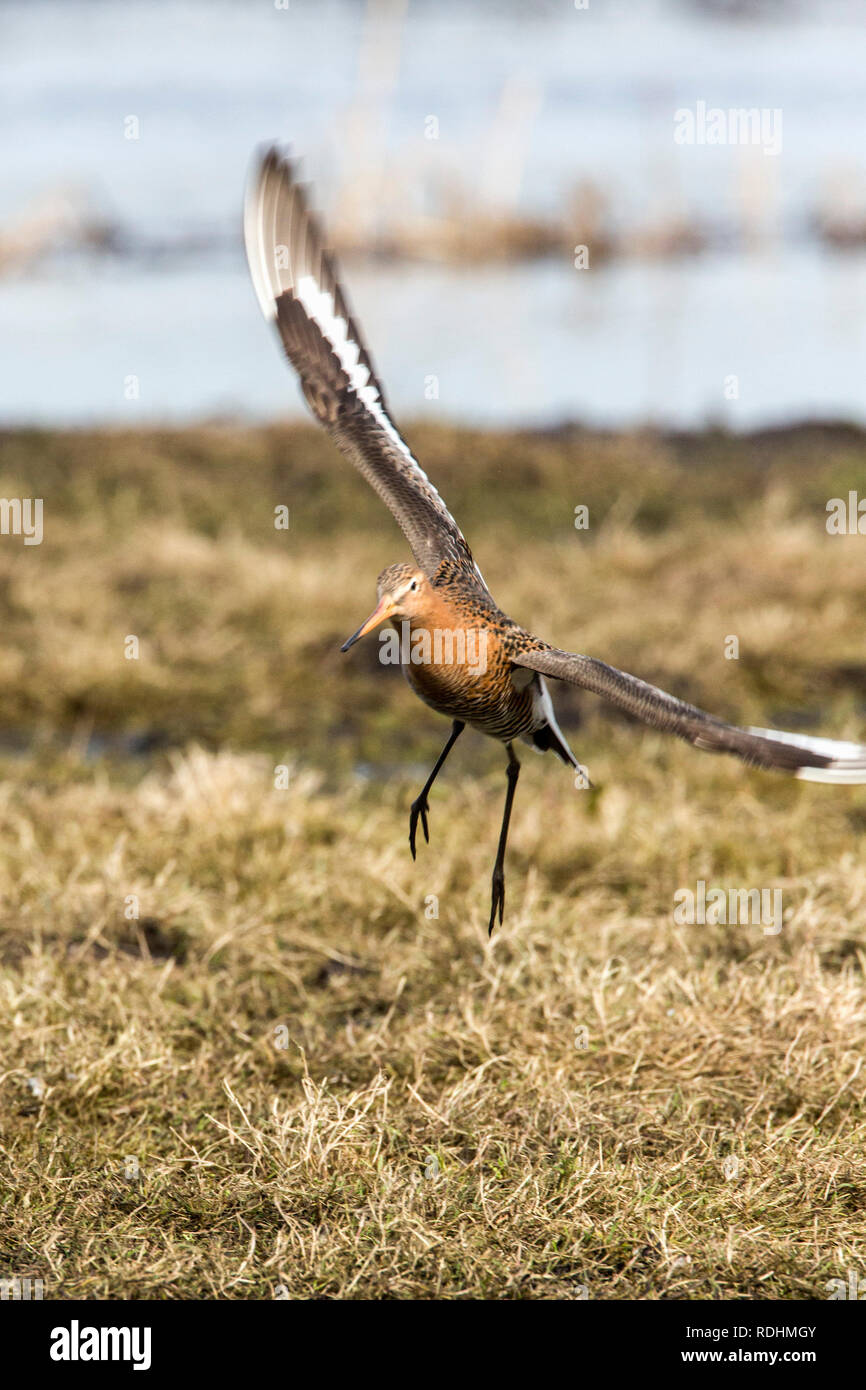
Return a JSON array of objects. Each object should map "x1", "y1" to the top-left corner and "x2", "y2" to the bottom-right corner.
[{"x1": 341, "y1": 563, "x2": 430, "y2": 651}]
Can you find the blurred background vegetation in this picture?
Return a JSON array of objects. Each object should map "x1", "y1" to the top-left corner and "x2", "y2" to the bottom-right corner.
[{"x1": 1, "y1": 420, "x2": 865, "y2": 774}]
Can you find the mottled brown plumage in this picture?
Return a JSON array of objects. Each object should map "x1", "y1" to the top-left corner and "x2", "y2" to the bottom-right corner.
[{"x1": 245, "y1": 146, "x2": 866, "y2": 932}]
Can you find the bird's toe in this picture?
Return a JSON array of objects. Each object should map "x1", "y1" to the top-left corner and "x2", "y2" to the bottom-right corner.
[{"x1": 409, "y1": 796, "x2": 430, "y2": 859}]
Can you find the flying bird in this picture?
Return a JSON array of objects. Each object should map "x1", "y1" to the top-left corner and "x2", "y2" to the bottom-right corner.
[{"x1": 244, "y1": 147, "x2": 866, "y2": 933}]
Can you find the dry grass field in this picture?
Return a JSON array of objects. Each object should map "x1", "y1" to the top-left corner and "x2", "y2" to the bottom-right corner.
[{"x1": 1, "y1": 421, "x2": 865, "y2": 1299}]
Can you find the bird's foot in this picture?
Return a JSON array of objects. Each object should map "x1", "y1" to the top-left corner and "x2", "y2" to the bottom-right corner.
[
  {"x1": 488, "y1": 866, "x2": 505, "y2": 935},
  {"x1": 409, "y1": 794, "x2": 430, "y2": 860}
]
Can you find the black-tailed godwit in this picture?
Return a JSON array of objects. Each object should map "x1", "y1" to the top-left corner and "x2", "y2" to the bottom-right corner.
[{"x1": 244, "y1": 147, "x2": 866, "y2": 933}]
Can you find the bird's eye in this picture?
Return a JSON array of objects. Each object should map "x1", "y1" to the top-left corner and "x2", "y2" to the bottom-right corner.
[{"x1": 409, "y1": 580, "x2": 417, "y2": 592}]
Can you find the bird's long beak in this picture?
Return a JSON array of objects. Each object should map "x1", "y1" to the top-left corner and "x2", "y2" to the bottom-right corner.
[{"x1": 340, "y1": 596, "x2": 395, "y2": 652}]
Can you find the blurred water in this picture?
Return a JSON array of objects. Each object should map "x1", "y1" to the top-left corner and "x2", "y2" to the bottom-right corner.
[{"x1": 3, "y1": 0, "x2": 866, "y2": 429}]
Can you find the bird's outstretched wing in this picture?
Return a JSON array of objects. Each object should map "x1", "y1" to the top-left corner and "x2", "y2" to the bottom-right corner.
[
  {"x1": 513, "y1": 646, "x2": 866, "y2": 783},
  {"x1": 244, "y1": 145, "x2": 484, "y2": 587}
]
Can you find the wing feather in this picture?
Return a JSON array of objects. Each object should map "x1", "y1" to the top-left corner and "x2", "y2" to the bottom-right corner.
[
  {"x1": 513, "y1": 646, "x2": 866, "y2": 782},
  {"x1": 244, "y1": 146, "x2": 484, "y2": 587}
]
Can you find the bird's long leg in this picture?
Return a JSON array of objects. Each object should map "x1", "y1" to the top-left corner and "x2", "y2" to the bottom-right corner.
[
  {"x1": 409, "y1": 720, "x2": 465, "y2": 859},
  {"x1": 489, "y1": 742, "x2": 521, "y2": 935}
]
